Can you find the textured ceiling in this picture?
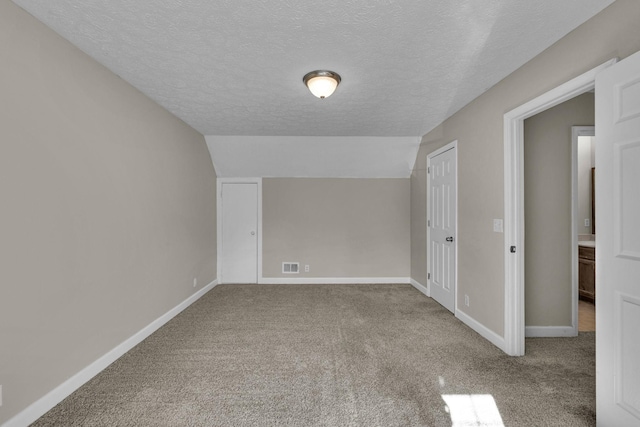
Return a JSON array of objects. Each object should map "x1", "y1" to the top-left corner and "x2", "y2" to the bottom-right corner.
[
  {"x1": 13, "y1": 0, "x2": 614, "y2": 177},
  {"x1": 12, "y1": 0, "x2": 614, "y2": 138}
]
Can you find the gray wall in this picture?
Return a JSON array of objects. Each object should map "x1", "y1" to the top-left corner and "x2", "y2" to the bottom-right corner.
[
  {"x1": 0, "y1": 2, "x2": 217, "y2": 423},
  {"x1": 263, "y1": 178, "x2": 410, "y2": 278},
  {"x1": 410, "y1": 0, "x2": 640, "y2": 337},
  {"x1": 523, "y1": 93, "x2": 594, "y2": 327}
]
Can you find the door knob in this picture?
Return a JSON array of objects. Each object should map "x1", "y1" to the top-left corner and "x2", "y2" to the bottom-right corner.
[
  {"x1": 446, "y1": 236, "x2": 454, "y2": 242},
  {"x1": 250, "y1": 231, "x2": 255, "y2": 235}
]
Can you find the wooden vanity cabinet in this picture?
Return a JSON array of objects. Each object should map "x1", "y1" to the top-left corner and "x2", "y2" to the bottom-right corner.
[{"x1": 579, "y1": 246, "x2": 595, "y2": 303}]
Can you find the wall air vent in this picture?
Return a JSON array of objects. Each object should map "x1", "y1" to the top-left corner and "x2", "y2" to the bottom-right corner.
[{"x1": 282, "y1": 262, "x2": 300, "y2": 274}]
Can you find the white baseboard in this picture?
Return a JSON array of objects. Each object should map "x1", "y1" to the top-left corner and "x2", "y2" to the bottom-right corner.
[
  {"x1": 525, "y1": 326, "x2": 578, "y2": 337},
  {"x1": 258, "y1": 277, "x2": 411, "y2": 285},
  {"x1": 456, "y1": 309, "x2": 506, "y2": 353},
  {"x1": 3, "y1": 280, "x2": 218, "y2": 427},
  {"x1": 410, "y1": 278, "x2": 429, "y2": 297}
]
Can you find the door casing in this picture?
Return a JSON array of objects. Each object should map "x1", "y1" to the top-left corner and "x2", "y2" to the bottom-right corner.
[{"x1": 503, "y1": 59, "x2": 617, "y2": 356}]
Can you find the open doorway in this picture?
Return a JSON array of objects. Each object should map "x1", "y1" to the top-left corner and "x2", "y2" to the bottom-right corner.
[
  {"x1": 502, "y1": 59, "x2": 616, "y2": 356},
  {"x1": 522, "y1": 94, "x2": 594, "y2": 339},
  {"x1": 574, "y1": 127, "x2": 596, "y2": 332}
]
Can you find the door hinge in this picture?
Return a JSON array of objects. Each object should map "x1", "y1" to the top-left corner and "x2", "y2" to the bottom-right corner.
[
  {"x1": 427, "y1": 219, "x2": 431, "y2": 227},
  {"x1": 428, "y1": 272, "x2": 431, "y2": 280},
  {"x1": 427, "y1": 166, "x2": 430, "y2": 174},
  {"x1": 510, "y1": 246, "x2": 516, "y2": 253}
]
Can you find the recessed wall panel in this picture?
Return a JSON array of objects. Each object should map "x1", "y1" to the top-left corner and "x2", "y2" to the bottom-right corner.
[
  {"x1": 616, "y1": 293, "x2": 640, "y2": 418},
  {"x1": 614, "y1": 140, "x2": 640, "y2": 260},
  {"x1": 615, "y1": 77, "x2": 640, "y2": 123}
]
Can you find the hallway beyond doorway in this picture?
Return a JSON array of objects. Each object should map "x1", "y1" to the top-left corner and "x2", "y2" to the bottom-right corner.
[{"x1": 579, "y1": 300, "x2": 595, "y2": 331}]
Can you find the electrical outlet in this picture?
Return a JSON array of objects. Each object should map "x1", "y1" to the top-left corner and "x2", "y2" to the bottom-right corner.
[
  {"x1": 193, "y1": 278, "x2": 197, "y2": 288},
  {"x1": 584, "y1": 218, "x2": 590, "y2": 227},
  {"x1": 465, "y1": 295, "x2": 470, "y2": 307},
  {"x1": 305, "y1": 265, "x2": 310, "y2": 273},
  {"x1": 493, "y1": 219, "x2": 503, "y2": 233}
]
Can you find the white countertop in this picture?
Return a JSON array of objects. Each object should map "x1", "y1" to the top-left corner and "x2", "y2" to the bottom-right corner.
[{"x1": 578, "y1": 241, "x2": 596, "y2": 248}]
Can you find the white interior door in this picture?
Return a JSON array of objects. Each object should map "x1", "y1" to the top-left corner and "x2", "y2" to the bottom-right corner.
[
  {"x1": 595, "y1": 49, "x2": 640, "y2": 425},
  {"x1": 220, "y1": 182, "x2": 258, "y2": 284},
  {"x1": 428, "y1": 144, "x2": 457, "y2": 313}
]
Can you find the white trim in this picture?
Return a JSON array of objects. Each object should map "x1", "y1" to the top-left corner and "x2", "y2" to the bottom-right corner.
[
  {"x1": 525, "y1": 326, "x2": 578, "y2": 338},
  {"x1": 410, "y1": 278, "x2": 429, "y2": 297},
  {"x1": 426, "y1": 140, "x2": 458, "y2": 314},
  {"x1": 259, "y1": 277, "x2": 411, "y2": 285},
  {"x1": 427, "y1": 140, "x2": 458, "y2": 159},
  {"x1": 503, "y1": 59, "x2": 617, "y2": 356},
  {"x1": 571, "y1": 126, "x2": 595, "y2": 337},
  {"x1": 455, "y1": 309, "x2": 506, "y2": 352},
  {"x1": 3, "y1": 280, "x2": 218, "y2": 427},
  {"x1": 217, "y1": 178, "x2": 263, "y2": 285}
]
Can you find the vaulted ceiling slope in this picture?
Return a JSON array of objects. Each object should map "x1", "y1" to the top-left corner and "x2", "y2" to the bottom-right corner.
[
  {"x1": 13, "y1": 0, "x2": 614, "y2": 177},
  {"x1": 205, "y1": 136, "x2": 421, "y2": 178}
]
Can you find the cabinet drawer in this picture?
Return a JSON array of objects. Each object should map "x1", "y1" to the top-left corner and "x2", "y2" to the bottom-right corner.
[{"x1": 579, "y1": 246, "x2": 595, "y2": 260}]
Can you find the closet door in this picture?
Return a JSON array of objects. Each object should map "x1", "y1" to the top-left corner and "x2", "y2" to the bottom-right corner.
[{"x1": 220, "y1": 182, "x2": 258, "y2": 284}]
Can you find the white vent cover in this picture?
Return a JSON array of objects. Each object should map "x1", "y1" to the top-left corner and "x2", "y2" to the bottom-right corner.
[{"x1": 282, "y1": 262, "x2": 299, "y2": 274}]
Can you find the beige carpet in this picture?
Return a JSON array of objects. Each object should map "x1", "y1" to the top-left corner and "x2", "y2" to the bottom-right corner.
[{"x1": 32, "y1": 284, "x2": 595, "y2": 426}]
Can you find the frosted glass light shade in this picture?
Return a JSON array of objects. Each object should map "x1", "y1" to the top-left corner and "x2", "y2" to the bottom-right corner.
[{"x1": 303, "y1": 70, "x2": 341, "y2": 99}]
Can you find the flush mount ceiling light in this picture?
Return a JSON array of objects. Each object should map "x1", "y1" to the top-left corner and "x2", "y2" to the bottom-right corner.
[{"x1": 303, "y1": 70, "x2": 341, "y2": 99}]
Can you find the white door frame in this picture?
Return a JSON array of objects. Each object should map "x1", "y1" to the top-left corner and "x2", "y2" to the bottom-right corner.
[
  {"x1": 571, "y1": 126, "x2": 595, "y2": 336},
  {"x1": 426, "y1": 140, "x2": 458, "y2": 311},
  {"x1": 503, "y1": 59, "x2": 616, "y2": 356},
  {"x1": 217, "y1": 177, "x2": 263, "y2": 284}
]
